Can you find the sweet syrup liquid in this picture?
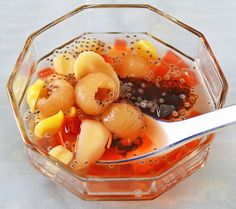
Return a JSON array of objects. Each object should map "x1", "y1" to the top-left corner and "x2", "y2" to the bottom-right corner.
[{"x1": 22, "y1": 33, "x2": 215, "y2": 177}]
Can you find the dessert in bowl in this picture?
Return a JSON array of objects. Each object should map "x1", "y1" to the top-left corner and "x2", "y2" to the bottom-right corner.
[{"x1": 7, "y1": 4, "x2": 228, "y2": 200}]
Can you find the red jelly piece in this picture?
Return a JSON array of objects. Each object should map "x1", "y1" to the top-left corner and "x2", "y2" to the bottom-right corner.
[
  {"x1": 152, "y1": 158, "x2": 171, "y2": 175},
  {"x1": 120, "y1": 138, "x2": 132, "y2": 147},
  {"x1": 164, "y1": 146, "x2": 188, "y2": 164},
  {"x1": 132, "y1": 161, "x2": 154, "y2": 175},
  {"x1": 150, "y1": 63, "x2": 169, "y2": 78},
  {"x1": 59, "y1": 116, "x2": 81, "y2": 152},
  {"x1": 36, "y1": 133, "x2": 64, "y2": 151},
  {"x1": 37, "y1": 67, "x2": 55, "y2": 78},
  {"x1": 179, "y1": 69, "x2": 197, "y2": 87},
  {"x1": 189, "y1": 110, "x2": 201, "y2": 118},
  {"x1": 114, "y1": 39, "x2": 127, "y2": 51},
  {"x1": 64, "y1": 116, "x2": 81, "y2": 134},
  {"x1": 162, "y1": 51, "x2": 181, "y2": 66},
  {"x1": 185, "y1": 139, "x2": 201, "y2": 150},
  {"x1": 100, "y1": 147, "x2": 123, "y2": 161},
  {"x1": 162, "y1": 51, "x2": 189, "y2": 69},
  {"x1": 176, "y1": 60, "x2": 189, "y2": 70}
]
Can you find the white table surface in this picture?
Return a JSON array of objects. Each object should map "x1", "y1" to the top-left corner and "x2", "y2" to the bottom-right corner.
[{"x1": 1, "y1": 0, "x2": 236, "y2": 208}]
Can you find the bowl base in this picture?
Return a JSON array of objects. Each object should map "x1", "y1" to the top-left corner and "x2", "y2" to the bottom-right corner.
[{"x1": 26, "y1": 143, "x2": 210, "y2": 200}]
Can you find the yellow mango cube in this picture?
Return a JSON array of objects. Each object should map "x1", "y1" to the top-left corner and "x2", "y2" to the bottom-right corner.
[
  {"x1": 49, "y1": 145, "x2": 73, "y2": 165},
  {"x1": 34, "y1": 111, "x2": 64, "y2": 137},
  {"x1": 134, "y1": 40, "x2": 158, "y2": 61},
  {"x1": 27, "y1": 79, "x2": 45, "y2": 112}
]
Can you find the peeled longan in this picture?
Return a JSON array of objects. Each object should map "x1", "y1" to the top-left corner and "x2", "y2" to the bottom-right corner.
[
  {"x1": 75, "y1": 72, "x2": 118, "y2": 115},
  {"x1": 101, "y1": 103, "x2": 144, "y2": 139},
  {"x1": 37, "y1": 79, "x2": 75, "y2": 117},
  {"x1": 117, "y1": 55, "x2": 149, "y2": 79},
  {"x1": 74, "y1": 51, "x2": 120, "y2": 93}
]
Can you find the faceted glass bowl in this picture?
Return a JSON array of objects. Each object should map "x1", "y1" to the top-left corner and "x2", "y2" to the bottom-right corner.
[{"x1": 7, "y1": 4, "x2": 228, "y2": 200}]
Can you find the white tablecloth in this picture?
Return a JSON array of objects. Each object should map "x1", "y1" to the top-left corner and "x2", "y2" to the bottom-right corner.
[{"x1": 0, "y1": 0, "x2": 236, "y2": 208}]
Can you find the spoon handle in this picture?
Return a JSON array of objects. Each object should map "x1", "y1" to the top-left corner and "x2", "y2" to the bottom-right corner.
[{"x1": 166, "y1": 105, "x2": 236, "y2": 145}]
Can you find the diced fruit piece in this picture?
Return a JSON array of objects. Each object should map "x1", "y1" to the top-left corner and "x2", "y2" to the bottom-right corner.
[
  {"x1": 132, "y1": 154, "x2": 171, "y2": 175},
  {"x1": 185, "y1": 139, "x2": 201, "y2": 150},
  {"x1": 152, "y1": 53, "x2": 197, "y2": 86},
  {"x1": 49, "y1": 145, "x2": 73, "y2": 165},
  {"x1": 100, "y1": 146, "x2": 123, "y2": 161},
  {"x1": 107, "y1": 39, "x2": 130, "y2": 58},
  {"x1": 162, "y1": 51, "x2": 181, "y2": 66},
  {"x1": 36, "y1": 133, "x2": 64, "y2": 151},
  {"x1": 75, "y1": 119, "x2": 112, "y2": 169},
  {"x1": 116, "y1": 55, "x2": 149, "y2": 78},
  {"x1": 64, "y1": 116, "x2": 81, "y2": 134},
  {"x1": 179, "y1": 69, "x2": 197, "y2": 86},
  {"x1": 53, "y1": 54, "x2": 75, "y2": 75},
  {"x1": 34, "y1": 111, "x2": 64, "y2": 137},
  {"x1": 176, "y1": 60, "x2": 189, "y2": 70},
  {"x1": 75, "y1": 72, "x2": 117, "y2": 115},
  {"x1": 165, "y1": 146, "x2": 188, "y2": 164},
  {"x1": 132, "y1": 160, "x2": 154, "y2": 175},
  {"x1": 74, "y1": 51, "x2": 120, "y2": 92},
  {"x1": 107, "y1": 47, "x2": 130, "y2": 58},
  {"x1": 189, "y1": 110, "x2": 201, "y2": 118},
  {"x1": 60, "y1": 131, "x2": 77, "y2": 152},
  {"x1": 150, "y1": 63, "x2": 169, "y2": 78},
  {"x1": 37, "y1": 67, "x2": 55, "y2": 78},
  {"x1": 38, "y1": 86, "x2": 48, "y2": 99},
  {"x1": 134, "y1": 40, "x2": 158, "y2": 61},
  {"x1": 49, "y1": 133, "x2": 64, "y2": 147},
  {"x1": 60, "y1": 115, "x2": 81, "y2": 152},
  {"x1": 27, "y1": 79, "x2": 45, "y2": 112},
  {"x1": 120, "y1": 138, "x2": 132, "y2": 147},
  {"x1": 101, "y1": 103, "x2": 144, "y2": 138},
  {"x1": 114, "y1": 39, "x2": 127, "y2": 51},
  {"x1": 152, "y1": 158, "x2": 172, "y2": 175},
  {"x1": 161, "y1": 51, "x2": 189, "y2": 69}
]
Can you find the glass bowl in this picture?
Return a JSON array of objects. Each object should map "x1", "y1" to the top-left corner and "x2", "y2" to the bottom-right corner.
[{"x1": 7, "y1": 4, "x2": 228, "y2": 200}]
